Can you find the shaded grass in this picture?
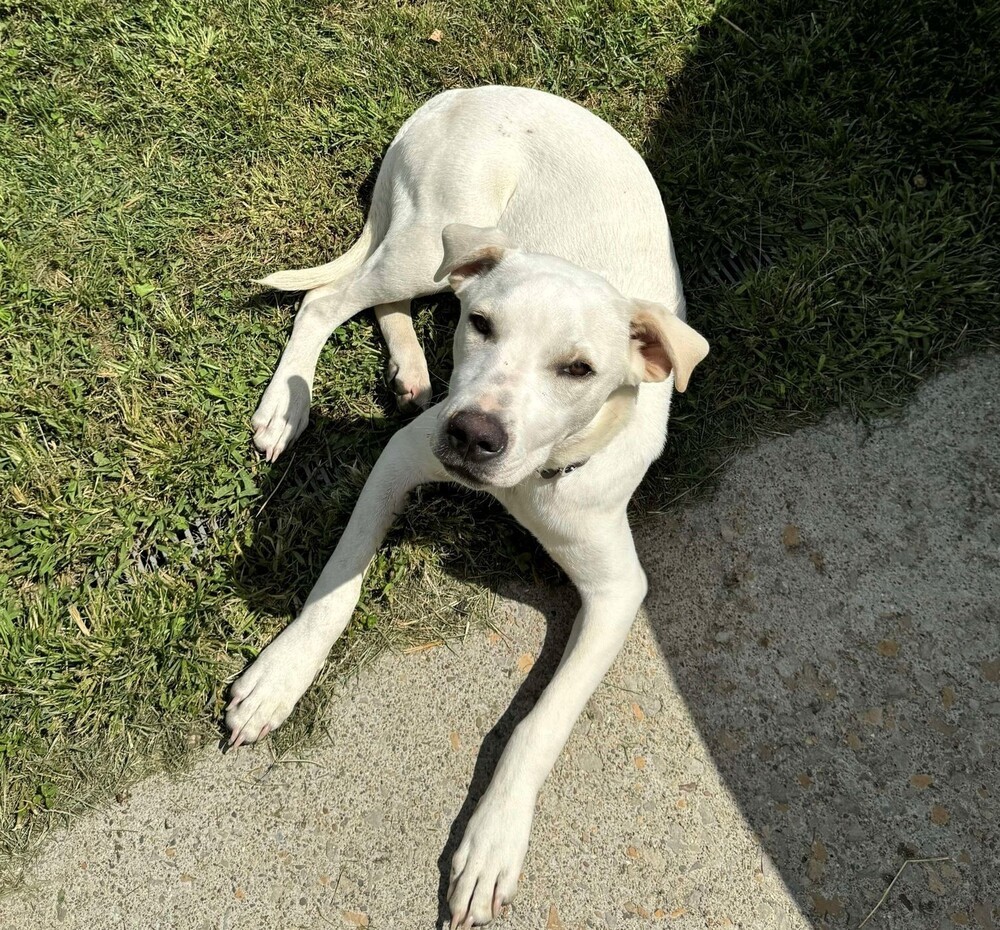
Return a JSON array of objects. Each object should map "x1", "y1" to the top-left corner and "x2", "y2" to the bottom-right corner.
[
  {"x1": 0, "y1": 0, "x2": 998, "y2": 888},
  {"x1": 641, "y1": 0, "x2": 1000, "y2": 505}
]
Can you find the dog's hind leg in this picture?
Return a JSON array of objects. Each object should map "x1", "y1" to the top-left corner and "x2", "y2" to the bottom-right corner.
[
  {"x1": 252, "y1": 224, "x2": 444, "y2": 460},
  {"x1": 251, "y1": 278, "x2": 364, "y2": 461},
  {"x1": 375, "y1": 300, "x2": 432, "y2": 411}
]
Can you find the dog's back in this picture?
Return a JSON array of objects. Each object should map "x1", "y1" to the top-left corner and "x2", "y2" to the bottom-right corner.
[{"x1": 382, "y1": 85, "x2": 683, "y2": 309}]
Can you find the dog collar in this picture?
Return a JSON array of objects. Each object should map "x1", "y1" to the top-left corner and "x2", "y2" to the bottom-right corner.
[{"x1": 537, "y1": 460, "x2": 587, "y2": 480}]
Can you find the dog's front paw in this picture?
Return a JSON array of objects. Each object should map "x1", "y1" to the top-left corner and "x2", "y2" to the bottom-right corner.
[
  {"x1": 448, "y1": 791, "x2": 533, "y2": 927},
  {"x1": 225, "y1": 634, "x2": 324, "y2": 747},
  {"x1": 251, "y1": 373, "x2": 311, "y2": 461}
]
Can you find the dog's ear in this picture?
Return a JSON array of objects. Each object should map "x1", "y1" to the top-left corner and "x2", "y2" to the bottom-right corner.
[
  {"x1": 436, "y1": 224, "x2": 511, "y2": 292},
  {"x1": 628, "y1": 299, "x2": 710, "y2": 392}
]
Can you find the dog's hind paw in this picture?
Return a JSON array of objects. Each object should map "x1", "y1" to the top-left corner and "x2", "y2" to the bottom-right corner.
[
  {"x1": 251, "y1": 373, "x2": 311, "y2": 461},
  {"x1": 385, "y1": 355, "x2": 432, "y2": 412}
]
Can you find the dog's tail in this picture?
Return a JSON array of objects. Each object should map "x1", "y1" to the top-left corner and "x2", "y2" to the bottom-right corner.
[{"x1": 254, "y1": 222, "x2": 377, "y2": 292}]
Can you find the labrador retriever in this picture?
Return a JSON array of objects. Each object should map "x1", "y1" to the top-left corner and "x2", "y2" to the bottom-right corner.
[{"x1": 226, "y1": 85, "x2": 709, "y2": 927}]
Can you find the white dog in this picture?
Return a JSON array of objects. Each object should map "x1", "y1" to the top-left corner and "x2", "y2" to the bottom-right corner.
[{"x1": 226, "y1": 85, "x2": 709, "y2": 927}]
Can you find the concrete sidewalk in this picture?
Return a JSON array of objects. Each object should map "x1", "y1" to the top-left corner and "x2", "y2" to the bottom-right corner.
[{"x1": 4, "y1": 356, "x2": 997, "y2": 930}]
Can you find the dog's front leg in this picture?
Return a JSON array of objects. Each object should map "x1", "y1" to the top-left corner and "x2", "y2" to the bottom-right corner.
[
  {"x1": 226, "y1": 408, "x2": 446, "y2": 746},
  {"x1": 448, "y1": 516, "x2": 647, "y2": 927}
]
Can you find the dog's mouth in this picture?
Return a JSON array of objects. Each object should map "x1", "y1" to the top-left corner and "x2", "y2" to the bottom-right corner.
[
  {"x1": 440, "y1": 461, "x2": 489, "y2": 487},
  {"x1": 437, "y1": 451, "x2": 541, "y2": 490},
  {"x1": 434, "y1": 437, "x2": 495, "y2": 487}
]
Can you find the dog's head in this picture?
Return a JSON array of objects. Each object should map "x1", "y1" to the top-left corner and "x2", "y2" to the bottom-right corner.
[{"x1": 432, "y1": 224, "x2": 710, "y2": 488}]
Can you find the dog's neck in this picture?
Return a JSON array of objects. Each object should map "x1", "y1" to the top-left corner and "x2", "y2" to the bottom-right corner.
[{"x1": 540, "y1": 385, "x2": 638, "y2": 474}]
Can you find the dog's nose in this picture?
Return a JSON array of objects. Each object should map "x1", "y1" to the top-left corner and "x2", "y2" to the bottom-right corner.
[{"x1": 446, "y1": 410, "x2": 508, "y2": 462}]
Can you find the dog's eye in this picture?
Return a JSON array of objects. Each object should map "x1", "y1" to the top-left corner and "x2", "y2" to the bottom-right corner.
[
  {"x1": 469, "y1": 313, "x2": 492, "y2": 337},
  {"x1": 563, "y1": 360, "x2": 594, "y2": 378}
]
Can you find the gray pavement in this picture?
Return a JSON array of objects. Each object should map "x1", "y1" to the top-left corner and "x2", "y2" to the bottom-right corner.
[{"x1": 3, "y1": 355, "x2": 998, "y2": 930}]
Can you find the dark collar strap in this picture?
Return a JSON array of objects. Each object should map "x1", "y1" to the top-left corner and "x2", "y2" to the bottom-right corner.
[{"x1": 538, "y1": 460, "x2": 587, "y2": 480}]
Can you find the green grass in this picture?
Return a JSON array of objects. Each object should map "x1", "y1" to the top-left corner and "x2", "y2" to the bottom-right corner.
[{"x1": 1, "y1": 0, "x2": 997, "y2": 887}]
